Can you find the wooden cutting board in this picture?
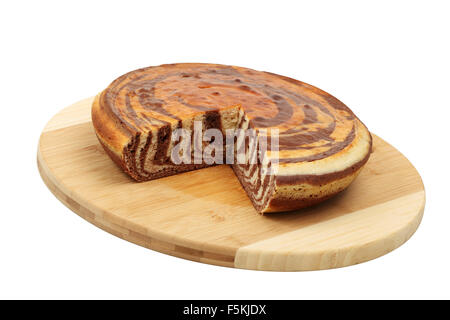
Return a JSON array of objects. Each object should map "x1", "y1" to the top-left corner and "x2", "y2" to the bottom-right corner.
[{"x1": 37, "y1": 97, "x2": 425, "y2": 271}]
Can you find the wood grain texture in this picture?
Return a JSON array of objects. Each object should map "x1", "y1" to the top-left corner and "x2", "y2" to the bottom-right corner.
[{"x1": 37, "y1": 97, "x2": 425, "y2": 271}]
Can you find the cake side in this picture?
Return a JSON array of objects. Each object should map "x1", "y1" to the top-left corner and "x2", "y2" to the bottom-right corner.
[
  {"x1": 232, "y1": 118, "x2": 372, "y2": 213},
  {"x1": 137, "y1": 105, "x2": 243, "y2": 180},
  {"x1": 93, "y1": 90, "x2": 245, "y2": 181},
  {"x1": 91, "y1": 94, "x2": 141, "y2": 179}
]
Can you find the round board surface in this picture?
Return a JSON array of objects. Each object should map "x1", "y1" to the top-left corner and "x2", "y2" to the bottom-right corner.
[{"x1": 37, "y1": 97, "x2": 425, "y2": 271}]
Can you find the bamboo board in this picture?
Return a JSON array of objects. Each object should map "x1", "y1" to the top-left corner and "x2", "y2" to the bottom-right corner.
[{"x1": 37, "y1": 97, "x2": 425, "y2": 271}]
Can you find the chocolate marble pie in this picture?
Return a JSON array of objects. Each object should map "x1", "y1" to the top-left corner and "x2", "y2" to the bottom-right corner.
[{"x1": 92, "y1": 63, "x2": 372, "y2": 213}]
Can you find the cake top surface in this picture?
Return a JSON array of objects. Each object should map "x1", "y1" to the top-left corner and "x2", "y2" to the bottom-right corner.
[{"x1": 95, "y1": 63, "x2": 370, "y2": 165}]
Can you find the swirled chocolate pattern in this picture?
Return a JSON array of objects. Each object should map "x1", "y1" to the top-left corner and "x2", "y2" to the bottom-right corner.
[{"x1": 92, "y1": 63, "x2": 372, "y2": 213}]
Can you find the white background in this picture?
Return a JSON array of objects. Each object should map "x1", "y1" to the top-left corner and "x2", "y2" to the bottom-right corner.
[{"x1": 1, "y1": 0, "x2": 449, "y2": 299}]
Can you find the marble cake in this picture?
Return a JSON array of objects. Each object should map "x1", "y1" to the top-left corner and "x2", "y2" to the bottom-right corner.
[{"x1": 91, "y1": 63, "x2": 372, "y2": 213}]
